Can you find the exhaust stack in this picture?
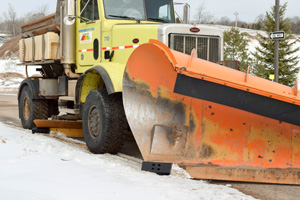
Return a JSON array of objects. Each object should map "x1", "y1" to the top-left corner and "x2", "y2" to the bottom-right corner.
[
  {"x1": 59, "y1": 0, "x2": 79, "y2": 78},
  {"x1": 183, "y1": 4, "x2": 190, "y2": 24}
]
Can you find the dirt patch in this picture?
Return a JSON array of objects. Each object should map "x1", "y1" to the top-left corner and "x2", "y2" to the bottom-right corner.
[
  {"x1": 0, "y1": 72, "x2": 24, "y2": 79},
  {"x1": 0, "y1": 36, "x2": 21, "y2": 59}
]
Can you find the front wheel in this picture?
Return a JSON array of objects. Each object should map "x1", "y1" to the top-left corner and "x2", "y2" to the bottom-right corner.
[{"x1": 83, "y1": 89, "x2": 127, "y2": 154}]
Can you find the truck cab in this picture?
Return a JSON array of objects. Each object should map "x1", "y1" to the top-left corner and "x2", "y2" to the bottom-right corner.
[
  {"x1": 18, "y1": 0, "x2": 223, "y2": 155},
  {"x1": 76, "y1": 0, "x2": 176, "y2": 68},
  {"x1": 75, "y1": 0, "x2": 223, "y2": 70},
  {"x1": 73, "y1": 0, "x2": 223, "y2": 93}
]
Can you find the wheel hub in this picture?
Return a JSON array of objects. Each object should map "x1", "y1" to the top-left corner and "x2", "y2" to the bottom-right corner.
[
  {"x1": 88, "y1": 105, "x2": 101, "y2": 138},
  {"x1": 23, "y1": 97, "x2": 30, "y2": 120}
]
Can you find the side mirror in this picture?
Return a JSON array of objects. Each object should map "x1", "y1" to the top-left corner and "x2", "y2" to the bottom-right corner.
[
  {"x1": 66, "y1": 0, "x2": 75, "y2": 16},
  {"x1": 64, "y1": 0, "x2": 75, "y2": 25}
]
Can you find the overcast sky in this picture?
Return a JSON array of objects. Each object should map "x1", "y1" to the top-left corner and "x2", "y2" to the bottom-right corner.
[{"x1": 0, "y1": 0, "x2": 299, "y2": 23}]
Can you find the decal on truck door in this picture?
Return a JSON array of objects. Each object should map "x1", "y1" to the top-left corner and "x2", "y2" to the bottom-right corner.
[{"x1": 80, "y1": 32, "x2": 92, "y2": 44}]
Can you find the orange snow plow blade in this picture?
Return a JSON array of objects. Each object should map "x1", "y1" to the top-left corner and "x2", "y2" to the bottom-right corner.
[{"x1": 123, "y1": 40, "x2": 300, "y2": 185}]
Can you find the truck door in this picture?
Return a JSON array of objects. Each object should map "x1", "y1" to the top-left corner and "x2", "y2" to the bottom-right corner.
[{"x1": 76, "y1": 0, "x2": 101, "y2": 66}]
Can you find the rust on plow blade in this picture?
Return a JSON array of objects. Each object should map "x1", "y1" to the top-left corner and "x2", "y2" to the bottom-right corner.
[
  {"x1": 187, "y1": 166, "x2": 300, "y2": 185},
  {"x1": 122, "y1": 40, "x2": 300, "y2": 185}
]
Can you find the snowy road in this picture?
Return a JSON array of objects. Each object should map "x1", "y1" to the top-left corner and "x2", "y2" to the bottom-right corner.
[
  {"x1": 0, "y1": 94, "x2": 300, "y2": 200},
  {"x1": 1, "y1": 95, "x2": 299, "y2": 200},
  {"x1": 0, "y1": 121, "x2": 256, "y2": 200}
]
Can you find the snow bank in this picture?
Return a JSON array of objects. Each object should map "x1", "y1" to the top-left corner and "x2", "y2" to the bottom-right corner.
[
  {"x1": 0, "y1": 59, "x2": 38, "y2": 76},
  {"x1": 200, "y1": 24, "x2": 268, "y2": 37},
  {"x1": 0, "y1": 59, "x2": 39, "y2": 93},
  {"x1": 0, "y1": 76, "x2": 24, "y2": 93},
  {"x1": 0, "y1": 123, "x2": 256, "y2": 200}
]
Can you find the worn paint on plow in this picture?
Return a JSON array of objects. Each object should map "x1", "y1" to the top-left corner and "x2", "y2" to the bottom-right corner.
[{"x1": 123, "y1": 41, "x2": 300, "y2": 184}]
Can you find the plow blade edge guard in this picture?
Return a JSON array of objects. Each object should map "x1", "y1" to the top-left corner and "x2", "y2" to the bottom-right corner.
[{"x1": 123, "y1": 40, "x2": 300, "y2": 185}]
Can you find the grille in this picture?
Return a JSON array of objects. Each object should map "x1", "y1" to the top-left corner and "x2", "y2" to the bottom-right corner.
[{"x1": 170, "y1": 34, "x2": 220, "y2": 63}]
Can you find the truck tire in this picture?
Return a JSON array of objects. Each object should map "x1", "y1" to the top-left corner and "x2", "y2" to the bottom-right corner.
[
  {"x1": 19, "y1": 86, "x2": 49, "y2": 129},
  {"x1": 48, "y1": 99, "x2": 59, "y2": 117},
  {"x1": 83, "y1": 89, "x2": 127, "y2": 154}
]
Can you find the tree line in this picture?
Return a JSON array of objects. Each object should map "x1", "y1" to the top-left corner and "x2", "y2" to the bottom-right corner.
[
  {"x1": 193, "y1": 2, "x2": 300, "y2": 34},
  {"x1": 223, "y1": 3, "x2": 300, "y2": 87},
  {"x1": 0, "y1": 4, "x2": 49, "y2": 37}
]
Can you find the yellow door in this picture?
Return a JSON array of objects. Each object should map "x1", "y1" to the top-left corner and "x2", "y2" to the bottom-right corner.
[{"x1": 76, "y1": 0, "x2": 101, "y2": 66}]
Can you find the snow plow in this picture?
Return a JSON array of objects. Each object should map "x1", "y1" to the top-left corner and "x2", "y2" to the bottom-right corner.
[
  {"x1": 17, "y1": 0, "x2": 300, "y2": 185},
  {"x1": 124, "y1": 40, "x2": 300, "y2": 185}
]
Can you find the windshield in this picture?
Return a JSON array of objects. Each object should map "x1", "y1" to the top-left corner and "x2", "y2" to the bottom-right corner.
[{"x1": 103, "y1": 0, "x2": 175, "y2": 23}]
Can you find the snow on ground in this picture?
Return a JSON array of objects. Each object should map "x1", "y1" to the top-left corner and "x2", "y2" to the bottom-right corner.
[
  {"x1": 0, "y1": 59, "x2": 38, "y2": 76},
  {"x1": 0, "y1": 75, "x2": 24, "y2": 93},
  {"x1": 0, "y1": 122, "x2": 257, "y2": 200},
  {"x1": 0, "y1": 59, "x2": 39, "y2": 93},
  {"x1": 200, "y1": 24, "x2": 268, "y2": 38}
]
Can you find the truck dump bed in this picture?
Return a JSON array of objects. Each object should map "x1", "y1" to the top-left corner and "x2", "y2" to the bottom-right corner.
[{"x1": 21, "y1": 13, "x2": 59, "y2": 37}]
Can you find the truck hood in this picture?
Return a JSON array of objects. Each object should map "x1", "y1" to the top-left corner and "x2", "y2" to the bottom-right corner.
[{"x1": 111, "y1": 23, "x2": 161, "y2": 48}]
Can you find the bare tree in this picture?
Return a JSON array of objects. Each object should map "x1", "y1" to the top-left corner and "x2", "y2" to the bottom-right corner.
[
  {"x1": 0, "y1": 3, "x2": 51, "y2": 37},
  {"x1": 253, "y1": 14, "x2": 265, "y2": 30},
  {"x1": 290, "y1": 16, "x2": 300, "y2": 34},
  {"x1": 23, "y1": 4, "x2": 49, "y2": 24},
  {"x1": 218, "y1": 16, "x2": 232, "y2": 26},
  {"x1": 0, "y1": 16, "x2": 4, "y2": 34},
  {"x1": 194, "y1": 2, "x2": 214, "y2": 24},
  {"x1": 4, "y1": 4, "x2": 17, "y2": 37},
  {"x1": 37, "y1": 4, "x2": 49, "y2": 15}
]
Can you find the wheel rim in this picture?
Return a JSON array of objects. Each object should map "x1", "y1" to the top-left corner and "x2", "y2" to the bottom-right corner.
[
  {"x1": 88, "y1": 105, "x2": 101, "y2": 139},
  {"x1": 23, "y1": 97, "x2": 30, "y2": 120}
]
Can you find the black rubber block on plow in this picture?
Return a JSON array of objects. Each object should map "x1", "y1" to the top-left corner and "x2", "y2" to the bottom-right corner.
[
  {"x1": 32, "y1": 127, "x2": 50, "y2": 134},
  {"x1": 142, "y1": 162, "x2": 172, "y2": 175}
]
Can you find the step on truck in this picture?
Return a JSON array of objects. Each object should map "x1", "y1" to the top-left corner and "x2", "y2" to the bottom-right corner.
[{"x1": 18, "y1": 0, "x2": 300, "y2": 185}]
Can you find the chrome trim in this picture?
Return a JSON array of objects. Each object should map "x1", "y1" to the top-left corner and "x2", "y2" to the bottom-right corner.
[{"x1": 158, "y1": 24, "x2": 224, "y2": 61}]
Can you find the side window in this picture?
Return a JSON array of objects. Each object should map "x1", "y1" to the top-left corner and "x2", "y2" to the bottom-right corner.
[
  {"x1": 159, "y1": 5, "x2": 168, "y2": 19},
  {"x1": 80, "y1": 0, "x2": 100, "y2": 22}
]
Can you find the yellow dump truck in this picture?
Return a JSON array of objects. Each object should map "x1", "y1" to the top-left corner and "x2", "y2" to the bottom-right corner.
[
  {"x1": 18, "y1": 0, "x2": 223, "y2": 147},
  {"x1": 18, "y1": 0, "x2": 300, "y2": 185}
]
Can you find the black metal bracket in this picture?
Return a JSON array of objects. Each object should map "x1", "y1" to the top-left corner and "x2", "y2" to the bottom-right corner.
[
  {"x1": 141, "y1": 162, "x2": 172, "y2": 175},
  {"x1": 32, "y1": 127, "x2": 50, "y2": 134}
]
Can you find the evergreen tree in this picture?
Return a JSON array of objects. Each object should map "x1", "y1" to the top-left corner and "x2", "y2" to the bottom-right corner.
[
  {"x1": 252, "y1": 3, "x2": 300, "y2": 86},
  {"x1": 223, "y1": 27, "x2": 250, "y2": 72}
]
